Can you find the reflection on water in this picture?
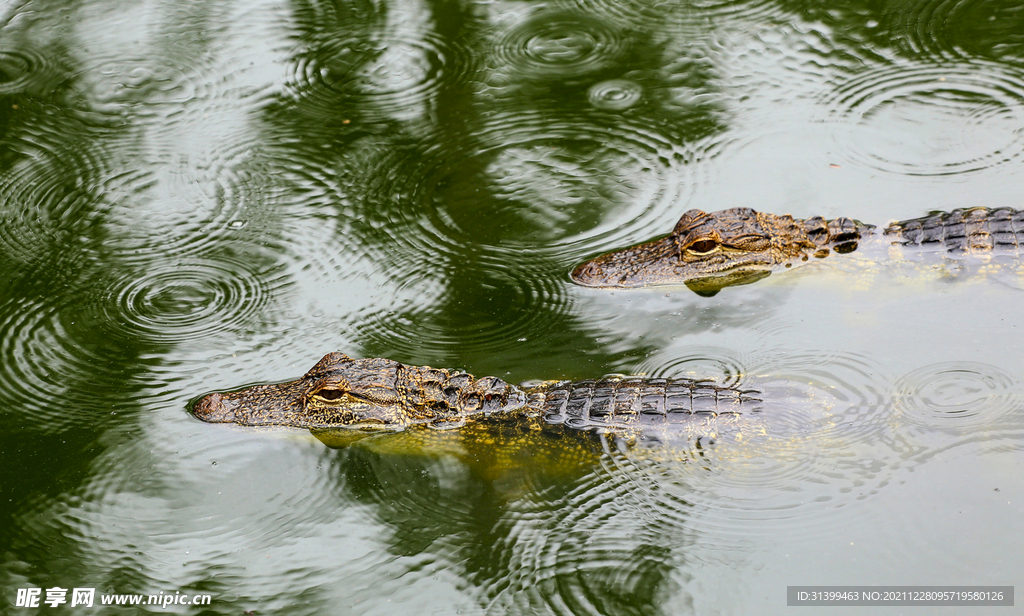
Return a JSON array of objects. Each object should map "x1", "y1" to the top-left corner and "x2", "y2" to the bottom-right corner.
[
  {"x1": 340, "y1": 440, "x2": 690, "y2": 614},
  {"x1": 1, "y1": 0, "x2": 1023, "y2": 612}
]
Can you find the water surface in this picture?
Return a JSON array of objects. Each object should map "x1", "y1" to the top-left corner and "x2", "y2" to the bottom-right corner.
[{"x1": 1, "y1": 0, "x2": 1022, "y2": 614}]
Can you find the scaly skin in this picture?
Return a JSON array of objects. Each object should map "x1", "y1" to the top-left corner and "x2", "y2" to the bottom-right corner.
[
  {"x1": 193, "y1": 352, "x2": 763, "y2": 433},
  {"x1": 570, "y1": 206, "x2": 1023, "y2": 293}
]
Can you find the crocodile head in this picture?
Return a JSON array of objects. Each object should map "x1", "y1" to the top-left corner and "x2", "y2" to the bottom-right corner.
[
  {"x1": 571, "y1": 207, "x2": 820, "y2": 294},
  {"x1": 192, "y1": 352, "x2": 524, "y2": 430}
]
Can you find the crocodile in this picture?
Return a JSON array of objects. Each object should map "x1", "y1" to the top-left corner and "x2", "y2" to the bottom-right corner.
[
  {"x1": 193, "y1": 352, "x2": 764, "y2": 440},
  {"x1": 570, "y1": 206, "x2": 1024, "y2": 294}
]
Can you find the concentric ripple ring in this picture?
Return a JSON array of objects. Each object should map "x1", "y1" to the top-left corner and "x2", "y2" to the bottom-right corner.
[
  {"x1": 588, "y1": 79, "x2": 643, "y2": 110},
  {"x1": 494, "y1": 12, "x2": 627, "y2": 80},
  {"x1": 90, "y1": 256, "x2": 276, "y2": 344},
  {"x1": 822, "y1": 61, "x2": 1024, "y2": 176},
  {"x1": 893, "y1": 361, "x2": 1021, "y2": 430}
]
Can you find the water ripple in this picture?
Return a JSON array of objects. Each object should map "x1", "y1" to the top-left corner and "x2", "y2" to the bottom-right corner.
[
  {"x1": 86, "y1": 58, "x2": 203, "y2": 107},
  {"x1": 400, "y1": 112, "x2": 689, "y2": 257},
  {"x1": 587, "y1": 78, "x2": 643, "y2": 110},
  {"x1": 85, "y1": 251, "x2": 286, "y2": 345},
  {"x1": 572, "y1": 0, "x2": 778, "y2": 30},
  {"x1": 630, "y1": 347, "x2": 753, "y2": 388},
  {"x1": 886, "y1": 0, "x2": 1024, "y2": 62},
  {"x1": 0, "y1": 47, "x2": 65, "y2": 95},
  {"x1": 339, "y1": 114, "x2": 690, "y2": 356},
  {"x1": 490, "y1": 467, "x2": 684, "y2": 614},
  {"x1": 0, "y1": 184, "x2": 96, "y2": 272},
  {"x1": 359, "y1": 258, "x2": 568, "y2": 357},
  {"x1": 822, "y1": 61, "x2": 1024, "y2": 176},
  {"x1": 51, "y1": 435, "x2": 348, "y2": 596},
  {"x1": 0, "y1": 134, "x2": 112, "y2": 273},
  {"x1": 893, "y1": 362, "x2": 1022, "y2": 431},
  {"x1": 98, "y1": 145, "x2": 282, "y2": 265},
  {"x1": 582, "y1": 350, "x2": 898, "y2": 545},
  {"x1": 322, "y1": 35, "x2": 467, "y2": 105},
  {"x1": 0, "y1": 49, "x2": 36, "y2": 93},
  {"x1": 0, "y1": 296, "x2": 119, "y2": 433},
  {"x1": 494, "y1": 12, "x2": 627, "y2": 81},
  {"x1": 65, "y1": 53, "x2": 232, "y2": 131},
  {"x1": 288, "y1": 28, "x2": 472, "y2": 122}
]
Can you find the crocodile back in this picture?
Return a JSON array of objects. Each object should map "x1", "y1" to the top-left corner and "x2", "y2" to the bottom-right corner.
[
  {"x1": 533, "y1": 377, "x2": 763, "y2": 431},
  {"x1": 885, "y1": 207, "x2": 1024, "y2": 252}
]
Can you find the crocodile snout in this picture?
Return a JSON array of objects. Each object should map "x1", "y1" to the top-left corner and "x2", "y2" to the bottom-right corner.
[{"x1": 193, "y1": 392, "x2": 235, "y2": 423}]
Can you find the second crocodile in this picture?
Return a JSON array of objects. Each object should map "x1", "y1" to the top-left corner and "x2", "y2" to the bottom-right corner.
[
  {"x1": 193, "y1": 352, "x2": 765, "y2": 442},
  {"x1": 571, "y1": 206, "x2": 1024, "y2": 294}
]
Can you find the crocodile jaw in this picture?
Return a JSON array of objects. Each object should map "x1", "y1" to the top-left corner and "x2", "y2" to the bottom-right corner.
[{"x1": 192, "y1": 383, "x2": 310, "y2": 427}]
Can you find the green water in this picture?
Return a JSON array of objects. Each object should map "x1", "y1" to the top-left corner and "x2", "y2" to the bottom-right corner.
[{"x1": 1, "y1": 0, "x2": 1023, "y2": 613}]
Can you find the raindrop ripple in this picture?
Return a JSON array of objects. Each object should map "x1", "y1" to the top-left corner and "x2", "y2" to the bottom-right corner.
[
  {"x1": 822, "y1": 61, "x2": 1024, "y2": 176},
  {"x1": 494, "y1": 11, "x2": 627, "y2": 80},
  {"x1": 87, "y1": 253, "x2": 282, "y2": 345},
  {"x1": 587, "y1": 79, "x2": 643, "y2": 110},
  {"x1": 295, "y1": 33, "x2": 472, "y2": 117},
  {"x1": 893, "y1": 361, "x2": 1021, "y2": 431},
  {"x1": 886, "y1": 0, "x2": 1024, "y2": 62}
]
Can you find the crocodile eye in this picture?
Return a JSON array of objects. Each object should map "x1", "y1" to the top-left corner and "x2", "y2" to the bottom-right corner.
[
  {"x1": 687, "y1": 239, "x2": 718, "y2": 254},
  {"x1": 316, "y1": 389, "x2": 346, "y2": 401}
]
